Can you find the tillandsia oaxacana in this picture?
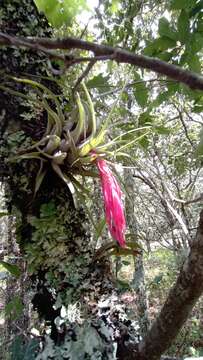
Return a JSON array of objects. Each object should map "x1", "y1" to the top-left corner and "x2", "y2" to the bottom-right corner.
[{"x1": 0, "y1": 77, "x2": 150, "y2": 247}]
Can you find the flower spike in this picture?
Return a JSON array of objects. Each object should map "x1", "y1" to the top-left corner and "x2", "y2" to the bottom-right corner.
[{"x1": 96, "y1": 158, "x2": 126, "y2": 247}]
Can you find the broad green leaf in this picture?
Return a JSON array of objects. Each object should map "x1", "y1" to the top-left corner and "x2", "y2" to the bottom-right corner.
[
  {"x1": 157, "y1": 51, "x2": 174, "y2": 61},
  {"x1": 187, "y1": 54, "x2": 201, "y2": 73},
  {"x1": 87, "y1": 74, "x2": 110, "y2": 92},
  {"x1": 34, "y1": 0, "x2": 88, "y2": 28},
  {"x1": 158, "y1": 17, "x2": 178, "y2": 41},
  {"x1": 190, "y1": 33, "x2": 203, "y2": 52},
  {"x1": 143, "y1": 37, "x2": 176, "y2": 56},
  {"x1": 177, "y1": 10, "x2": 190, "y2": 43},
  {"x1": 167, "y1": 82, "x2": 180, "y2": 94},
  {"x1": 0, "y1": 261, "x2": 21, "y2": 278},
  {"x1": 133, "y1": 72, "x2": 148, "y2": 108},
  {"x1": 5, "y1": 296, "x2": 23, "y2": 320},
  {"x1": 170, "y1": 0, "x2": 196, "y2": 10}
]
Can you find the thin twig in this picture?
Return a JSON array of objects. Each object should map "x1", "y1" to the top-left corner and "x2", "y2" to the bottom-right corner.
[
  {"x1": 173, "y1": 104, "x2": 194, "y2": 148},
  {"x1": 73, "y1": 59, "x2": 97, "y2": 92}
]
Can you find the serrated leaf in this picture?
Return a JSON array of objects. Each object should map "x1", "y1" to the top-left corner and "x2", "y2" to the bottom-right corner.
[
  {"x1": 0, "y1": 261, "x2": 21, "y2": 278},
  {"x1": 177, "y1": 10, "x2": 190, "y2": 43}
]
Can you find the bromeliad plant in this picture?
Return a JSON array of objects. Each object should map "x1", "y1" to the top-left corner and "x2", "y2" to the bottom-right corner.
[{"x1": 1, "y1": 77, "x2": 150, "y2": 247}]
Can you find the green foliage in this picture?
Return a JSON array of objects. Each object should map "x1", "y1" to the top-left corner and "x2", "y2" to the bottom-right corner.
[
  {"x1": 195, "y1": 127, "x2": 203, "y2": 158},
  {"x1": 5, "y1": 296, "x2": 23, "y2": 320},
  {"x1": 10, "y1": 336, "x2": 39, "y2": 360},
  {"x1": 1, "y1": 0, "x2": 203, "y2": 357},
  {"x1": 34, "y1": 0, "x2": 89, "y2": 28},
  {"x1": 145, "y1": 249, "x2": 178, "y2": 295},
  {"x1": 0, "y1": 211, "x2": 8, "y2": 217},
  {"x1": 133, "y1": 72, "x2": 148, "y2": 108},
  {"x1": 25, "y1": 200, "x2": 92, "y2": 304},
  {"x1": 177, "y1": 10, "x2": 190, "y2": 43},
  {"x1": 0, "y1": 261, "x2": 21, "y2": 278},
  {"x1": 170, "y1": 0, "x2": 196, "y2": 10},
  {"x1": 158, "y1": 17, "x2": 178, "y2": 41},
  {"x1": 6, "y1": 131, "x2": 28, "y2": 154},
  {"x1": 26, "y1": 200, "x2": 71, "y2": 273},
  {"x1": 110, "y1": 0, "x2": 120, "y2": 14},
  {"x1": 87, "y1": 74, "x2": 111, "y2": 92}
]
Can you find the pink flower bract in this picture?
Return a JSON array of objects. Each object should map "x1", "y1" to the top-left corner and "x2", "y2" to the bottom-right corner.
[{"x1": 96, "y1": 158, "x2": 126, "y2": 247}]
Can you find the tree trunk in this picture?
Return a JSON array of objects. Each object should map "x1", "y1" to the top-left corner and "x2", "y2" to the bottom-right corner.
[
  {"x1": 117, "y1": 210, "x2": 203, "y2": 360},
  {"x1": 0, "y1": 2, "x2": 139, "y2": 358},
  {"x1": 1, "y1": 2, "x2": 203, "y2": 360}
]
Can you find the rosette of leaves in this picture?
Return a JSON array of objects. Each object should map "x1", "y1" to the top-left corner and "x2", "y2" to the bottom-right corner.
[{"x1": 0, "y1": 77, "x2": 150, "y2": 198}]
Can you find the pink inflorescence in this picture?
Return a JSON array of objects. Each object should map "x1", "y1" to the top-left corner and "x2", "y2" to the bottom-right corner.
[{"x1": 96, "y1": 158, "x2": 126, "y2": 247}]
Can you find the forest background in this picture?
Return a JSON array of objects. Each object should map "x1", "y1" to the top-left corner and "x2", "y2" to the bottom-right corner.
[{"x1": 0, "y1": 0, "x2": 203, "y2": 359}]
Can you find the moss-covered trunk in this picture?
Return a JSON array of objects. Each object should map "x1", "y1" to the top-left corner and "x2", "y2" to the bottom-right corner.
[{"x1": 0, "y1": 2, "x2": 139, "y2": 359}]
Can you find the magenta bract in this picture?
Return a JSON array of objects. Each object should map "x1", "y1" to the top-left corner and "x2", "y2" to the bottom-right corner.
[{"x1": 96, "y1": 158, "x2": 126, "y2": 247}]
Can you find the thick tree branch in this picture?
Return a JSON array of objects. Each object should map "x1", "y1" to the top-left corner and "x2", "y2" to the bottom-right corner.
[
  {"x1": 0, "y1": 32, "x2": 203, "y2": 90},
  {"x1": 118, "y1": 210, "x2": 203, "y2": 360}
]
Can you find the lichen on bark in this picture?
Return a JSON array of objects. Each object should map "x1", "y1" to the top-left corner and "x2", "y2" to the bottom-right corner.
[{"x1": 0, "y1": 2, "x2": 140, "y2": 359}]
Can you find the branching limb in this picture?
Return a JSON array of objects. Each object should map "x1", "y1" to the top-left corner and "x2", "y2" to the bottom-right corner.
[{"x1": 1, "y1": 32, "x2": 203, "y2": 90}]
